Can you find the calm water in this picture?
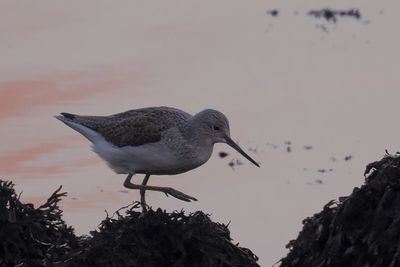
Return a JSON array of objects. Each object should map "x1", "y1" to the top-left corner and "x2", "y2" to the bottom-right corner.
[{"x1": 1, "y1": 1, "x2": 399, "y2": 265}]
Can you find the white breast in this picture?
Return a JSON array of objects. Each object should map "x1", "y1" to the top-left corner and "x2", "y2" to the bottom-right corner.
[{"x1": 93, "y1": 139, "x2": 202, "y2": 175}]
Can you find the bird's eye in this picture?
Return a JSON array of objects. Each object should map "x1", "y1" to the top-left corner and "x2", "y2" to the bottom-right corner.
[{"x1": 213, "y1": 126, "x2": 220, "y2": 131}]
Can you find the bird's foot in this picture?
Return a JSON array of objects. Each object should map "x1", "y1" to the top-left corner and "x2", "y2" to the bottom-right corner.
[
  {"x1": 162, "y1": 187, "x2": 198, "y2": 202},
  {"x1": 140, "y1": 201, "x2": 149, "y2": 213}
]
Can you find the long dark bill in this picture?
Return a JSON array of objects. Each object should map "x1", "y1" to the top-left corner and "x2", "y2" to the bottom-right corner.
[{"x1": 224, "y1": 135, "x2": 260, "y2": 167}]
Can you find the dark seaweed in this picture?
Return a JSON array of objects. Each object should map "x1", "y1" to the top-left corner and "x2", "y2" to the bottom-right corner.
[
  {"x1": 0, "y1": 180, "x2": 259, "y2": 267},
  {"x1": 279, "y1": 153, "x2": 400, "y2": 267}
]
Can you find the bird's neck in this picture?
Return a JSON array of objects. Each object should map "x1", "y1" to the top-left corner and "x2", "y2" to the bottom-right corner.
[
  {"x1": 183, "y1": 118, "x2": 201, "y2": 138},
  {"x1": 183, "y1": 119, "x2": 213, "y2": 147},
  {"x1": 179, "y1": 120, "x2": 214, "y2": 166}
]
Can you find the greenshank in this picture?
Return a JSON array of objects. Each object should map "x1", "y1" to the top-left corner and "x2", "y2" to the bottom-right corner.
[{"x1": 56, "y1": 107, "x2": 259, "y2": 210}]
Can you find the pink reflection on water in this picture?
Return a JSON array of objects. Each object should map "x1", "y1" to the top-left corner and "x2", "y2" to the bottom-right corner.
[
  {"x1": 0, "y1": 67, "x2": 142, "y2": 178},
  {"x1": 0, "y1": 138, "x2": 100, "y2": 177},
  {"x1": 61, "y1": 190, "x2": 125, "y2": 211},
  {"x1": 0, "y1": 68, "x2": 142, "y2": 119},
  {"x1": 0, "y1": 140, "x2": 69, "y2": 174}
]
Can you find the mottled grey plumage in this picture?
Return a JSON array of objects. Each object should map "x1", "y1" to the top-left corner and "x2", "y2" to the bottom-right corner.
[
  {"x1": 55, "y1": 106, "x2": 259, "y2": 210},
  {"x1": 61, "y1": 107, "x2": 191, "y2": 147}
]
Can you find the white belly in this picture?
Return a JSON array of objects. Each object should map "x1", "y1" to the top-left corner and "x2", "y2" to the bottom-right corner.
[{"x1": 93, "y1": 139, "x2": 206, "y2": 175}]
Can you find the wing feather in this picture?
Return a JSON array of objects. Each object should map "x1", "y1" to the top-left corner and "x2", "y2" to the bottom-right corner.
[{"x1": 61, "y1": 107, "x2": 191, "y2": 147}]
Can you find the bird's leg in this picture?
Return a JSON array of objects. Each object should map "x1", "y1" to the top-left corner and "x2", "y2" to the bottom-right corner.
[
  {"x1": 123, "y1": 174, "x2": 197, "y2": 202},
  {"x1": 140, "y1": 174, "x2": 150, "y2": 212}
]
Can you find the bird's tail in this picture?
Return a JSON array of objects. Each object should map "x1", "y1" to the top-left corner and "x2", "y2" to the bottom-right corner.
[
  {"x1": 55, "y1": 113, "x2": 103, "y2": 144},
  {"x1": 59, "y1": 112, "x2": 76, "y2": 120}
]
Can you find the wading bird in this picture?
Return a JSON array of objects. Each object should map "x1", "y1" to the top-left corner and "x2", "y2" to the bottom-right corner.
[{"x1": 56, "y1": 107, "x2": 259, "y2": 211}]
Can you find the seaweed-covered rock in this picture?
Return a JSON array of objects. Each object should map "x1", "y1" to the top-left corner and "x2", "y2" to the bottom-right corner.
[
  {"x1": 69, "y1": 205, "x2": 259, "y2": 267},
  {"x1": 0, "y1": 180, "x2": 259, "y2": 267},
  {"x1": 0, "y1": 180, "x2": 77, "y2": 266},
  {"x1": 280, "y1": 153, "x2": 400, "y2": 267}
]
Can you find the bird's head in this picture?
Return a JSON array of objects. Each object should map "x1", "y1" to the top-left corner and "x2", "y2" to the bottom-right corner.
[{"x1": 193, "y1": 109, "x2": 260, "y2": 167}]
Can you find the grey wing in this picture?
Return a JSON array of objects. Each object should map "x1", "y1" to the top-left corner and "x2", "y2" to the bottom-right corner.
[{"x1": 61, "y1": 107, "x2": 191, "y2": 147}]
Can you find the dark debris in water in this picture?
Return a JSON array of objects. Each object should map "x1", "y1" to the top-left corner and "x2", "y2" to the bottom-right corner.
[
  {"x1": 118, "y1": 189, "x2": 130, "y2": 194},
  {"x1": 0, "y1": 180, "x2": 259, "y2": 267},
  {"x1": 218, "y1": 151, "x2": 229, "y2": 158},
  {"x1": 344, "y1": 155, "x2": 353, "y2": 161},
  {"x1": 279, "y1": 153, "x2": 400, "y2": 267},
  {"x1": 266, "y1": 142, "x2": 278, "y2": 149},
  {"x1": 265, "y1": 7, "x2": 366, "y2": 32},
  {"x1": 248, "y1": 147, "x2": 259, "y2": 154},
  {"x1": 228, "y1": 159, "x2": 244, "y2": 170},
  {"x1": 317, "y1": 168, "x2": 333, "y2": 174},
  {"x1": 285, "y1": 141, "x2": 292, "y2": 153},
  {"x1": 267, "y1": 9, "x2": 279, "y2": 17},
  {"x1": 315, "y1": 24, "x2": 330, "y2": 33},
  {"x1": 308, "y1": 8, "x2": 361, "y2": 23}
]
